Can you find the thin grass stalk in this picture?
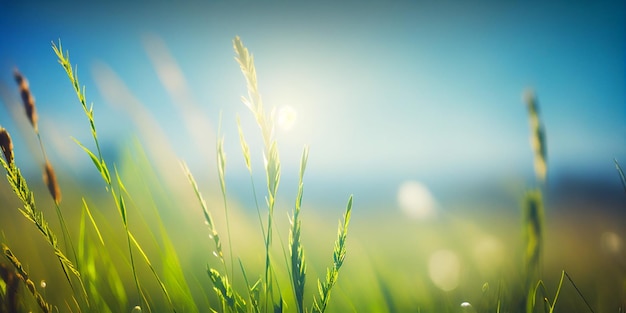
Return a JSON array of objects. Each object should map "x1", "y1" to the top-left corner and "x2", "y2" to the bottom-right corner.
[
  {"x1": 289, "y1": 146, "x2": 309, "y2": 313},
  {"x1": 564, "y1": 272, "x2": 595, "y2": 313},
  {"x1": 313, "y1": 195, "x2": 353, "y2": 313}
]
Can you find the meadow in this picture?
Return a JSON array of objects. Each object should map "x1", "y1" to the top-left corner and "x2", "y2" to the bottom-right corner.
[{"x1": 0, "y1": 36, "x2": 623, "y2": 313}]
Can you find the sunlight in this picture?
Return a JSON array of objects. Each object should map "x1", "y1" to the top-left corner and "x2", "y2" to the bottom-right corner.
[
  {"x1": 429, "y1": 249, "x2": 461, "y2": 291},
  {"x1": 277, "y1": 105, "x2": 298, "y2": 131},
  {"x1": 397, "y1": 180, "x2": 436, "y2": 219}
]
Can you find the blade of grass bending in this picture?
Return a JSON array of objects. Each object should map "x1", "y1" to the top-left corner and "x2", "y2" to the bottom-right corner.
[{"x1": 313, "y1": 195, "x2": 353, "y2": 313}]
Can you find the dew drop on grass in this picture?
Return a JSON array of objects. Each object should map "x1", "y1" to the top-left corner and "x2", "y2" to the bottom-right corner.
[
  {"x1": 460, "y1": 302, "x2": 476, "y2": 313},
  {"x1": 132, "y1": 305, "x2": 142, "y2": 312},
  {"x1": 213, "y1": 251, "x2": 218, "y2": 257},
  {"x1": 40, "y1": 280, "x2": 46, "y2": 288}
]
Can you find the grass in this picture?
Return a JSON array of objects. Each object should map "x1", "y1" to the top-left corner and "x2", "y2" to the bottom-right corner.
[{"x1": 0, "y1": 36, "x2": 621, "y2": 312}]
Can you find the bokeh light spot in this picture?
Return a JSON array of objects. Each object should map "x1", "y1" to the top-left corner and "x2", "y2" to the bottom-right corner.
[
  {"x1": 429, "y1": 249, "x2": 461, "y2": 291},
  {"x1": 397, "y1": 180, "x2": 436, "y2": 219}
]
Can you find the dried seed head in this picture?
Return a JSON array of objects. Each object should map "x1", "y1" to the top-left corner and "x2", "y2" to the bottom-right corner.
[
  {"x1": 13, "y1": 68, "x2": 38, "y2": 132},
  {"x1": 0, "y1": 128, "x2": 14, "y2": 166},
  {"x1": 43, "y1": 160, "x2": 62, "y2": 205}
]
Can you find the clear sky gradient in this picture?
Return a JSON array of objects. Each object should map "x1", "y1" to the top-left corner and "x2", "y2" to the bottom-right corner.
[{"x1": 0, "y1": 1, "x2": 624, "y2": 206}]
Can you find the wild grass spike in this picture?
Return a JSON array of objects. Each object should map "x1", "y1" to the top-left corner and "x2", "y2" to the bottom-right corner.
[
  {"x1": 0, "y1": 140, "x2": 79, "y2": 283},
  {"x1": 313, "y1": 195, "x2": 353, "y2": 313},
  {"x1": 289, "y1": 146, "x2": 309, "y2": 313}
]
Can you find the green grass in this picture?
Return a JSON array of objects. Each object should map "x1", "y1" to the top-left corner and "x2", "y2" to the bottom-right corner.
[{"x1": 0, "y1": 36, "x2": 619, "y2": 313}]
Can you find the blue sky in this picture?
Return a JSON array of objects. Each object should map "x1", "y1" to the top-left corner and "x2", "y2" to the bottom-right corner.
[{"x1": 0, "y1": 1, "x2": 624, "y2": 205}]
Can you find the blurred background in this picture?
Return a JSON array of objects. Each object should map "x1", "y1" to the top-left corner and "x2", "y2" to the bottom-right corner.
[{"x1": 0, "y1": 0, "x2": 624, "y2": 311}]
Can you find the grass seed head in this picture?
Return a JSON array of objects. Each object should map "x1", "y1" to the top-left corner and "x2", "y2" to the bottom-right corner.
[
  {"x1": 43, "y1": 160, "x2": 62, "y2": 205},
  {"x1": 0, "y1": 128, "x2": 14, "y2": 165},
  {"x1": 13, "y1": 68, "x2": 39, "y2": 132}
]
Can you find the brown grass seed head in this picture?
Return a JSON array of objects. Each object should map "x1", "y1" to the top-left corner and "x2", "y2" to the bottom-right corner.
[
  {"x1": 43, "y1": 160, "x2": 62, "y2": 205},
  {"x1": 13, "y1": 68, "x2": 38, "y2": 132},
  {"x1": 0, "y1": 128, "x2": 14, "y2": 165}
]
